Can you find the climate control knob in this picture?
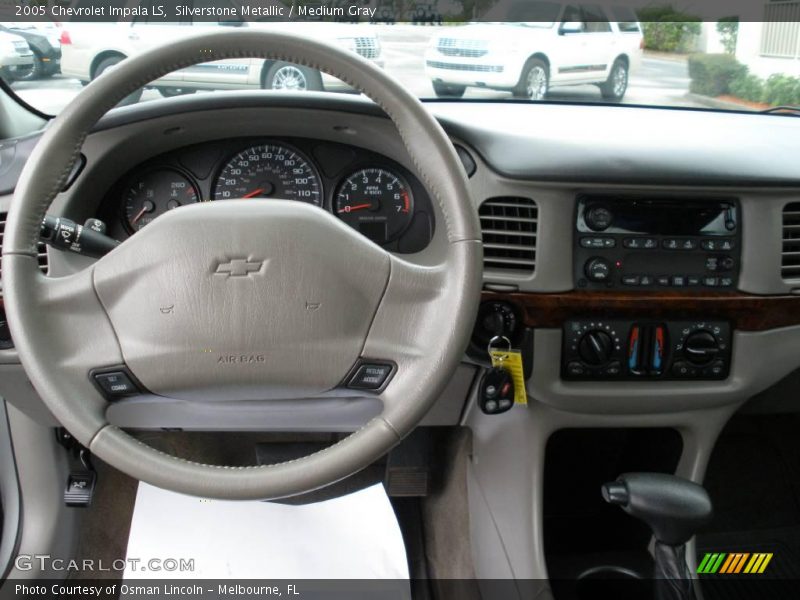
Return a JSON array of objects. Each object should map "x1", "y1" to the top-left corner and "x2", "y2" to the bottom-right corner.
[
  {"x1": 584, "y1": 257, "x2": 612, "y2": 282},
  {"x1": 578, "y1": 330, "x2": 614, "y2": 366},
  {"x1": 684, "y1": 330, "x2": 720, "y2": 366}
]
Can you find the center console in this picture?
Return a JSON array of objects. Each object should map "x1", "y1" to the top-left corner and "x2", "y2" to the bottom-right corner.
[{"x1": 574, "y1": 195, "x2": 740, "y2": 290}]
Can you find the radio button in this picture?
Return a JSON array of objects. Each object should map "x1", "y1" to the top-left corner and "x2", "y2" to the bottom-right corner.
[
  {"x1": 622, "y1": 275, "x2": 640, "y2": 286},
  {"x1": 580, "y1": 236, "x2": 616, "y2": 249},
  {"x1": 584, "y1": 206, "x2": 613, "y2": 231},
  {"x1": 662, "y1": 239, "x2": 679, "y2": 250},
  {"x1": 701, "y1": 239, "x2": 735, "y2": 251},
  {"x1": 640, "y1": 275, "x2": 654, "y2": 286},
  {"x1": 721, "y1": 256, "x2": 735, "y2": 271},
  {"x1": 720, "y1": 277, "x2": 733, "y2": 287},
  {"x1": 657, "y1": 276, "x2": 670, "y2": 286},
  {"x1": 703, "y1": 277, "x2": 719, "y2": 287},
  {"x1": 688, "y1": 276, "x2": 701, "y2": 286},
  {"x1": 671, "y1": 276, "x2": 686, "y2": 287}
]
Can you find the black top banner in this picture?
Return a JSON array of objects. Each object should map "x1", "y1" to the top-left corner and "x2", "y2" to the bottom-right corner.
[{"x1": 0, "y1": 0, "x2": 791, "y2": 24}]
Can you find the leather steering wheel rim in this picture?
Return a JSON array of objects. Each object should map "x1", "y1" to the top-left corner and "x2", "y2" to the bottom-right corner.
[{"x1": 2, "y1": 30, "x2": 482, "y2": 500}]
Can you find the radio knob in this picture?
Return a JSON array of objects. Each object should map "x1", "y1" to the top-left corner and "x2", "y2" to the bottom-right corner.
[
  {"x1": 585, "y1": 205, "x2": 613, "y2": 231},
  {"x1": 684, "y1": 330, "x2": 720, "y2": 366},
  {"x1": 578, "y1": 330, "x2": 614, "y2": 366},
  {"x1": 584, "y1": 257, "x2": 612, "y2": 282}
]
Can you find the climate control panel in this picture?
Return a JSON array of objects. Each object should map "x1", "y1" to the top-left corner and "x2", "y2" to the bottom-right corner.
[{"x1": 562, "y1": 319, "x2": 731, "y2": 381}]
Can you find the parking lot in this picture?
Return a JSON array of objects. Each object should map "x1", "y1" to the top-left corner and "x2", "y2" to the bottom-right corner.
[{"x1": 9, "y1": 24, "x2": 700, "y2": 114}]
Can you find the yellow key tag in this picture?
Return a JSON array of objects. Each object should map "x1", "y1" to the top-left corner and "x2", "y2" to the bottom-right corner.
[{"x1": 489, "y1": 348, "x2": 528, "y2": 406}]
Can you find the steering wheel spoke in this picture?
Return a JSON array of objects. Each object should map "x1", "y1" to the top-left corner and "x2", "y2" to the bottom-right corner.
[{"x1": 368, "y1": 243, "x2": 483, "y2": 433}]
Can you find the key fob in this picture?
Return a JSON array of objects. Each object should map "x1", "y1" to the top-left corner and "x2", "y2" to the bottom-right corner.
[{"x1": 479, "y1": 367, "x2": 515, "y2": 415}]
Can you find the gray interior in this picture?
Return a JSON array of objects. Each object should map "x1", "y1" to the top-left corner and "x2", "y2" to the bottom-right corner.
[{"x1": 0, "y1": 44, "x2": 798, "y2": 591}]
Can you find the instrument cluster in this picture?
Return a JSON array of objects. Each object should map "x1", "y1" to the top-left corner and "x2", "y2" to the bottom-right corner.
[{"x1": 99, "y1": 137, "x2": 435, "y2": 253}]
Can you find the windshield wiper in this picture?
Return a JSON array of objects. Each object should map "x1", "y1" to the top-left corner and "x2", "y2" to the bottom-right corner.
[{"x1": 760, "y1": 106, "x2": 800, "y2": 116}]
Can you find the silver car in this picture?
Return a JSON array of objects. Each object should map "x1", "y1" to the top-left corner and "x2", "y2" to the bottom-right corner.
[{"x1": 0, "y1": 30, "x2": 33, "y2": 81}]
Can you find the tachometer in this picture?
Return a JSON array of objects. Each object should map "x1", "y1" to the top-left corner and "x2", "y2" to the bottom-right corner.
[
  {"x1": 123, "y1": 168, "x2": 200, "y2": 233},
  {"x1": 335, "y1": 168, "x2": 413, "y2": 244},
  {"x1": 213, "y1": 143, "x2": 322, "y2": 205}
]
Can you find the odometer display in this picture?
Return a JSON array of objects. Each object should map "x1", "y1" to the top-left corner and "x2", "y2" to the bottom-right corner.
[
  {"x1": 213, "y1": 143, "x2": 322, "y2": 205},
  {"x1": 335, "y1": 168, "x2": 413, "y2": 244}
]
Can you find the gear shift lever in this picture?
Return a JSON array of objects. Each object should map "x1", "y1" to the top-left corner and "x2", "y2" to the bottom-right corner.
[{"x1": 602, "y1": 473, "x2": 713, "y2": 600}]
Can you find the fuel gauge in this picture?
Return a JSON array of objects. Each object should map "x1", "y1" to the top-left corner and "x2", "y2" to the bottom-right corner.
[{"x1": 123, "y1": 168, "x2": 200, "y2": 233}]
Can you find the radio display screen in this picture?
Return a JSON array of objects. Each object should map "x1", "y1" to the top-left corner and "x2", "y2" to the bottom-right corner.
[{"x1": 576, "y1": 197, "x2": 737, "y2": 236}]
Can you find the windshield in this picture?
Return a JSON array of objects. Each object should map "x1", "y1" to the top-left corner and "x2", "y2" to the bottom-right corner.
[{"x1": 1, "y1": 3, "x2": 799, "y2": 116}]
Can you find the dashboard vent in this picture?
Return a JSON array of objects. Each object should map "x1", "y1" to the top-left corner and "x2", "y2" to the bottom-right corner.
[
  {"x1": 0, "y1": 212, "x2": 48, "y2": 293},
  {"x1": 782, "y1": 202, "x2": 800, "y2": 279},
  {"x1": 479, "y1": 197, "x2": 538, "y2": 275}
]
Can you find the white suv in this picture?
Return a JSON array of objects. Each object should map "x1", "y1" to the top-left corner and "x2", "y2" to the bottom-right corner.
[{"x1": 425, "y1": 3, "x2": 643, "y2": 101}]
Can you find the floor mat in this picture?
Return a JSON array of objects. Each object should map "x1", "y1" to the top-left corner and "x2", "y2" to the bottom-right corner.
[
  {"x1": 124, "y1": 482, "x2": 410, "y2": 580},
  {"x1": 697, "y1": 414, "x2": 800, "y2": 600}
]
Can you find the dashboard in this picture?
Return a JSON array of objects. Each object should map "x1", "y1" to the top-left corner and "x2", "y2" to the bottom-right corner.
[
  {"x1": 0, "y1": 93, "x2": 800, "y2": 423},
  {"x1": 95, "y1": 136, "x2": 436, "y2": 253}
]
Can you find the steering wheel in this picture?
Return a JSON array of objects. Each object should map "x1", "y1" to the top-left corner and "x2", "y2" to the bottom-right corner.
[{"x1": 2, "y1": 31, "x2": 482, "y2": 500}]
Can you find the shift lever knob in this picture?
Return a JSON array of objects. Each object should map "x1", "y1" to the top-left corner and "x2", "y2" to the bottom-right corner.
[{"x1": 602, "y1": 472, "x2": 713, "y2": 546}]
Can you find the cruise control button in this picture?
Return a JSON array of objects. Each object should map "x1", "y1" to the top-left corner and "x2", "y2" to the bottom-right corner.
[
  {"x1": 94, "y1": 371, "x2": 138, "y2": 397},
  {"x1": 348, "y1": 363, "x2": 393, "y2": 390}
]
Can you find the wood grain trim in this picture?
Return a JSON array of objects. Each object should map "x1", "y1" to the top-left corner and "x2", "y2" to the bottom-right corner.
[{"x1": 482, "y1": 290, "x2": 800, "y2": 332}]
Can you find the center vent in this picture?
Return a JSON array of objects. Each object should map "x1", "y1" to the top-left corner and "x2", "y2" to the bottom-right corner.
[
  {"x1": 0, "y1": 212, "x2": 49, "y2": 293},
  {"x1": 479, "y1": 197, "x2": 538, "y2": 275},
  {"x1": 782, "y1": 202, "x2": 800, "y2": 279}
]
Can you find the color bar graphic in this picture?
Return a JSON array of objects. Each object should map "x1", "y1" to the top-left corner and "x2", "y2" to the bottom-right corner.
[{"x1": 698, "y1": 552, "x2": 774, "y2": 575}]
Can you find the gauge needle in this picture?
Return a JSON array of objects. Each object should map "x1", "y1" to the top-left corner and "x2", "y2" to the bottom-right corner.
[
  {"x1": 242, "y1": 188, "x2": 265, "y2": 199},
  {"x1": 131, "y1": 205, "x2": 150, "y2": 225},
  {"x1": 339, "y1": 203, "x2": 372, "y2": 213}
]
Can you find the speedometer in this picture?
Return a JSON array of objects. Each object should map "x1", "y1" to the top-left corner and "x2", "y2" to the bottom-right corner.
[{"x1": 212, "y1": 143, "x2": 322, "y2": 205}]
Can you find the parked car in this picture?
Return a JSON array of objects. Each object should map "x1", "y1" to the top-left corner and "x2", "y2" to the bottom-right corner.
[
  {"x1": 0, "y1": 30, "x2": 33, "y2": 82},
  {"x1": 424, "y1": 3, "x2": 643, "y2": 100},
  {"x1": 411, "y1": 3, "x2": 443, "y2": 25},
  {"x1": 0, "y1": 23, "x2": 61, "y2": 81},
  {"x1": 60, "y1": 19, "x2": 383, "y2": 104}
]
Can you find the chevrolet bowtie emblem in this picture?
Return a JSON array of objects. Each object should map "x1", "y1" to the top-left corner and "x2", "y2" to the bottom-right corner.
[{"x1": 215, "y1": 258, "x2": 264, "y2": 278}]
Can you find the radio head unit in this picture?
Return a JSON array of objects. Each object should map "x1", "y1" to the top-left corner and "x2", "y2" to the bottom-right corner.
[{"x1": 574, "y1": 196, "x2": 740, "y2": 291}]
